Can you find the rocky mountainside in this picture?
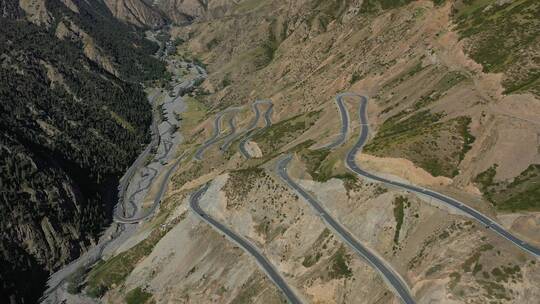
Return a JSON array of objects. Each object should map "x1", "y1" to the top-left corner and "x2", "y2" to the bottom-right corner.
[
  {"x1": 154, "y1": 0, "x2": 235, "y2": 23},
  {"x1": 69, "y1": 0, "x2": 540, "y2": 303},
  {"x1": 104, "y1": 0, "x2": 166, "y2": 28},
  {"x1": 0, "y1": 1, "x2": 165, "y2": 303},
  {"x1": 176, "y1": 0, "x2": 539, "y2": 198},
  {"x1": 106, "y1": 0, "x2": 238, "y2": 26}
]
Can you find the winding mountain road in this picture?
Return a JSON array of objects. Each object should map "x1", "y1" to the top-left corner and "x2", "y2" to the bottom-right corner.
[
  {"x1": 342, "y1": 94, "x2": 540, "y2": 258},
  {"x1": 115, "y1": 104, "x2": 178, "y2": 222},
  {"x1": 219, "y1": 114, "x2": 238, "y2": 152},
  {"x1": 114, "y1": 68, "x2": 203, "y2": 224},
  {"x1": 194, "y1": 107, "x2": 242, "y2": 161},
  {"x1": 114, "y1": 153, "x2": 186, "y2": 224},
  {"x1": 189, "y1": 184, "x2": 303, "y2": 304},
  {"x1": 276, "y1": 155, "x2": 415, "y2": 304},
  {"x1": 190, "y1": 99, "x2": 302, "y2": 303},
  {"x1": 239, "y1": 99, "x2": 274, "y2": 158},
  {"x1": 116, "y1": 94, "x2": 161, "y2": 219},
  {"x1": 321, "y1": 93, "x2": 356, "y2": 149},
  {"x1": 122, "y1": 167, "x2": 158, "y2": 219}
]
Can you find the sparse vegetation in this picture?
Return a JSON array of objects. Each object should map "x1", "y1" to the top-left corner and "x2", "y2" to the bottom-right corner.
[
  {"x1": 206, "y1": 38, "x2": 220, "y2": 50},
  {"x1": 449, "y1": 272, "x2": 461, "y2": 289},
  {"x1": 462, "y1": 242, "x2": 493, "y2": 274},
  {"x1": 490, "y1": 265, "x2": 522, "y2": 283},
  {"x1": 192, "y1": 57, "x2": 207, "y2": 70},
  {"x1": 181, "y1": 96, "x2": 208, "y2": 129},
  {"x1": 351, "y1": 71, "x2": 362, "y2": 84},
  {"x1": 223, "y1": 167, "x2": 267, "y2": 208},
  {"x1": 475, "y1": 262, "x2": 521, "y2": 301},
  {"x1": 85, "y1": 227, "x2": 169, "y2": 297},
  {"x1": 462, "y1": 252, "x2": 482, "y2": 273},
  {"x1": 173, "y1": 37, "x2": 185, "y2": 46},
  {"x1": 438, "y1": 230, "x2": 450, "y2": 240},
  {"x1": 299, "y1": 148, "x2": 333, "y2": 182},
  {"x1": 477, "y1": 280, "x2": 510, "y2": 300},
  {"x1": 302, "y1": 229, "x2": 331, "y2": 267},
  {"x1": 66, "y1": 267, "x2": 86, "y2": 294},
  {"x1": 230, "y1": 273, "x2": 279, "y2": 304},
  {"x1": 253, "y1": 110, "x2": 321, "y2": 154},
  {"x1": 475, "y1": 165, "x2": 498, "y2": 190},
  {"x1": 432, "y1": 0, "x2": 446, "y2": 6},
  {"x1": 426, "y1": 264, "x2": 442, "y2": 276},
  {"x1": 475, "y1": 164, "x2": 540, "y2": 211},
  {"x1": 392, "y1": 196, "x2": 409, "y2": 247},
  {"x1": 258, "y1": 42, "x2": 278, "y2": 69},
  {"x1": 234, "y1": 0, "x2": 271, "y2": 14},
  {"x1": 382, "y1": 62, "x2": 425, "y2": 92},
  {"x1": 255, "y1": 219, "x2": 287, "y2": 241},
  {"x1": 125, "y1": 287, "x2": 153, "y2": 304},
  {"x1": 172, "y1": 161, "x2": 204, "y2": 189},
  {"x1": 334, "y1": 173, "x2": 361, "y2": 193},
  {"x1": 412, "y1": 71, "x2": 468, "y2": 111},
  {"x1": 302, "y1": 252, "x2": 323, "y2": 267},
  {"x1": 456, "y1": 117, "x2": 475, "y2": 163},
  {"x1": 373, "y1": 185, "x2": 388, "y2": 196},
  {"x1": 329, "y1": 245, "x2": 353, "y2": 279},
  {"x1": 409, "y1": 221, "x2": 473, "y2": 269},
  {"x1": 361, "y1": 0, "x2": 414, "y2": 13},
  {"x1": 365, "y1": 110, "x2": 444, "y2": 151},
  {"x1": 454, "y1": 0, "x2": 540, "y2": 96},
  {"x1": 307, "y1": 0, "x2": 354, "y2": 29},
  {"x1": 365, "y1": 111, "x2": 475, "y2": 177},
  {"x1": 222, "y1": 74, "x2": 232, "y2": 87}
]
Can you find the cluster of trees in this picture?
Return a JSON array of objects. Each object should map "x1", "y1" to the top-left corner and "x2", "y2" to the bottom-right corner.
[
  {"x1": 0, "y1": 0, "x2": 22, "y2": 19},
  {"x1": 47, "y1": 0, "x2": 166, "y2": 82},
  {"x1": 1, "y1": 19, "x2": 152, "y2": 181}
]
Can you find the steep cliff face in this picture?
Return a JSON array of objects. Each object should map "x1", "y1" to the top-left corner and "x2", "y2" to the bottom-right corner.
[{"x1": 0, "y1": 1, "x2": 165, "y2": 303}]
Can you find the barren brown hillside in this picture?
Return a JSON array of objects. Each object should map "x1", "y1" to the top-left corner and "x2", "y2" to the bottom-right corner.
[{"x1": 172, "y1": 0, "x2": 539, "y2": 207}]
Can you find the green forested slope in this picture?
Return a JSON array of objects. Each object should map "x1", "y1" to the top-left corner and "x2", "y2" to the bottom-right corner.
[{"x1": 0, "y1": 1, "x2": 165, "y2": 302}]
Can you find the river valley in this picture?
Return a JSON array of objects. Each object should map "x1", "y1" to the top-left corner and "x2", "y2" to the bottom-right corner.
[{"x1": 40, "y1": 30, "x2": 206, "y2": 304}]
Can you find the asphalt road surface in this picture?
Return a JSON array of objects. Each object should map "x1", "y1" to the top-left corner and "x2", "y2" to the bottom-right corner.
[
  {"x1": 189, "y1": 184, "x2": 303, "y2": 304},
  {"x1": 239, "y1": 100, "x2": 273, "y2": 158},
  {"x1": 344, "y1": 94, "x2": 540, "y2": 258},
  {"x1": 219, "y1": 114, "x2": 237, "y2": 152},
  {"x1": 115, "y1": 94, "x2": 161, "y2": 219},
  {"x1": 276, "y1": 155, "x2": 415, "y2": 304},
  {"x1": 114, "y1": 66, "x2": 201, "y2": 223},
  {"x1": 41, "y1": 31, "x2": 205, "y2": 303},
  {"x1": 194, "y1": 111, "x2": 226, "y2": 161},
  {"x1": 190, "y1": 99, "x2": 302, "y2": 303},
  {"x1": 194, "y1": 107, "x2": 242, "y2": 161},
  {"x1": 114, "y1": 153, "x2": 186, "y2": 224},
  {"x1": 322, "y1": 93, "x2": 357, "y2": 149}
]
